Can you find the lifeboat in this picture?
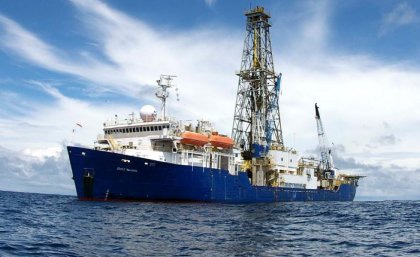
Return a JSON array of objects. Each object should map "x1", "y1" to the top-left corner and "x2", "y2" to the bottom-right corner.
[
  {"x1": 180, "y1": 131, "x2": 208, "y2": 146},
  {"x1": 209, "y1": 135, "x2": 234, "y2": 149}
]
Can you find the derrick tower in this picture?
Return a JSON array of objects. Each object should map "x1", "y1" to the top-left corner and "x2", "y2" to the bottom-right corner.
[{"x1": 232, "y1": 6, "x2": 283, "y2": 159}]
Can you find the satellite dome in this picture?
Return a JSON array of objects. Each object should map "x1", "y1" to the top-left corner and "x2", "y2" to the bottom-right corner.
[{"x1": 140, "y1": 105, "x2": 157, "y2": 122}]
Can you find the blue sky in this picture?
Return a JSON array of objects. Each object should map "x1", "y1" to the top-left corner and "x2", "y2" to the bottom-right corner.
[{"x1": 0, "y1": 0, "x2": 419, "y2": 200}]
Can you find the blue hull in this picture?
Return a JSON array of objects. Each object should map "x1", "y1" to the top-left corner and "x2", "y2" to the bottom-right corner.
[{"x1": 67, "y1": 146, "x2": 357, "y2": 203}]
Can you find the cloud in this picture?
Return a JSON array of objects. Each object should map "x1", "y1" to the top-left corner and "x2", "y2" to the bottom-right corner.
[
  {"x1": 0, "y1": 14, "x2": 137, "y2": 94},
  {"x1": 204, "y1": 0, "x2": 216, "y2": 7},
  {"x1": 0, "y1": 145, "x2": 74, "y2": 195},
  {"x1": 382, "y1": 121, "x2": 391, "y2": 129},
  {"x1": 377, "y1": 134, "x2": 399, "y2": 146},
  {"x1": 70, "y1": 0, "x2": 242, "y2": 124},
  {"x1": 335, "y1": 156, "x2": 420, "y2": 200},
  {"x1": 379, "y1": 2, "x2": 418, "y2": 36},
  {"x1": 0, "y1": 80, "x2": 137, "y2": 151},
  {"x1": 0, "y1": 0, "x2": 242, "y2": 132}
]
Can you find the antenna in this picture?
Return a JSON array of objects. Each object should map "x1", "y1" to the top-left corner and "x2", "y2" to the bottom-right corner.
[{"x1": 155, "y1": 74, "x2": 177, "y2": 120}]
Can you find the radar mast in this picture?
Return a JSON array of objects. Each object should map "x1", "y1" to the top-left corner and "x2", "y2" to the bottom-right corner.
[{"x1": 155, "y1": 75, "x2": 178, "y2": 120}]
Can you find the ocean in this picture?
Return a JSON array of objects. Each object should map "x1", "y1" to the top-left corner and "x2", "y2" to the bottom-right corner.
[{"x1": 0, "y1": 190, "x2": 418, "y2": 256}]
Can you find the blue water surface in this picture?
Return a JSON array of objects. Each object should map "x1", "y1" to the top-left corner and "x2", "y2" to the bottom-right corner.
[{"x1": 0, "y1": 190, "x2": 418, "y2": 256}]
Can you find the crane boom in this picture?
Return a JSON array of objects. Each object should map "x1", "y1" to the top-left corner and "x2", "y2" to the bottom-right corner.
[{"x1": 315, "y1": 103, "x2": 334, "y2": 171}]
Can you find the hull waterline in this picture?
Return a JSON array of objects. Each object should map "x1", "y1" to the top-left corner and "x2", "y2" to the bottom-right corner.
[{"x1": 68, "y1": 146, "x2": 357, "y2": 203}]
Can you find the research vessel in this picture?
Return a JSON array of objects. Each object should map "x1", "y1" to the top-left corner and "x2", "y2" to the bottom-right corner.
[{"x1": 67, "y1": 6, "x2": 363, "y2": 203}]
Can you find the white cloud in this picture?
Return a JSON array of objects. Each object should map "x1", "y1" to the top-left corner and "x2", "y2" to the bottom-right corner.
[
  {"x1": 69, "y1": 0, "x2": 241, "y2": 125},
  {"x1": 204, "y1": 0, "x2": 216, "y2": 7},
  {"x1": 0, "y1": 145, "x2": 74, "y2": 195},
  {"x1": 335, "y1": 156, "x2": 420, "y2": 200},
  {"x1": 0, "y1": 80, "x2": 136, "y2": 151},
  {"x1": 379, "y1": 2, "x2": 418, "y2": 36},
  {"x1": 0, "y1": 14, "x2": 139, "y2": 95},
  {"x1": 0, "y1": 0, "x2": 419, "y2": 199},
  {"x1": 0, "y1": 0, "x2": 242, "y2": 131}
]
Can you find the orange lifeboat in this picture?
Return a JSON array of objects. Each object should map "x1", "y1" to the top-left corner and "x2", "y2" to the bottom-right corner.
[
  {"x1": 209, "y1": 135, "x2": 234, "y2": 149},
  {"x1": 180, "y1": 131, "x2": 209, "y2": 146}
]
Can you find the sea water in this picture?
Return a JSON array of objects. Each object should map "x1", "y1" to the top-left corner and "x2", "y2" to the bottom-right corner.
[{"x1": 0, "y1": 190, "x2": 418, "y2": 256}]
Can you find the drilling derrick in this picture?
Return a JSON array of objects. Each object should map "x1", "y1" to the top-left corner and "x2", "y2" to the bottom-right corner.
[{"x1": 232, "y1": 6, "x2": 283, "y2": 186}]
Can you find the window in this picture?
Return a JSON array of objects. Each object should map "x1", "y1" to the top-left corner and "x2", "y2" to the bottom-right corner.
[
  {"x1": 158, "y1": 126, "x2": 162, "y2": 130},
  {"x1": 151, "y1": 126, "x2": 154, "y2": 131},
  {"x1": 147, "y1": 127, "x2": 150, "y2": 131},
  {"x1": 281, "y1": 157, "x2": 283, "y2": 161},
  {"x1": 136, "y1": 127, "x2": 139, "y2": 132}
]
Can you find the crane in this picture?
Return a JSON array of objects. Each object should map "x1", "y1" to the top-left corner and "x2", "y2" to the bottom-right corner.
[{"x1": 315, "y1": 103, "x2": 335, "y2": 174}]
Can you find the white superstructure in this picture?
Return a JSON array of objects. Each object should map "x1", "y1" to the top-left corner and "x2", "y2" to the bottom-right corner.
[{"x1": 92, "y1": 75, "x2": 358, "y2": 191}]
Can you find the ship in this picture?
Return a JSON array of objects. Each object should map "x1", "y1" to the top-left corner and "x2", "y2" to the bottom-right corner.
[{"x1": 67, "y1": 6, "x2": 363, "y2": 203}]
